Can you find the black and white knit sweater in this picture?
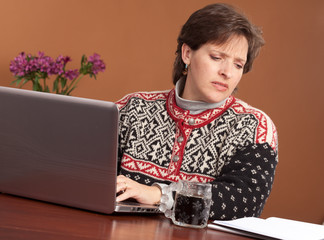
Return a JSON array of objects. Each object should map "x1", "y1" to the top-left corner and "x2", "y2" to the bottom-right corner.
[{"x1": 116, "y1": 89, "x2": 278, "y2": 220}]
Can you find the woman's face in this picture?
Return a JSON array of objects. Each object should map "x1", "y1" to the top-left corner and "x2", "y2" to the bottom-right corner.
[{"x1": 181, "y1": 35, "x2": 248, "y2": 103}]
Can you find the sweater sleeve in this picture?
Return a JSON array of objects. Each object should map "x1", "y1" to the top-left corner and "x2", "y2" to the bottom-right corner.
[{"x1": 208, "y1": 142, "x2": 278, "y2": 220}]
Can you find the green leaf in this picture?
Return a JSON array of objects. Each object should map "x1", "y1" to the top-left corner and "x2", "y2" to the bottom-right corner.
[
  {"x1": 22, "y1": 79, "x2": 29, "y2": 86},
  {"x1": 33, "y1": 76, "x2": 44, "y2": 92},
  {"x1": 53, "y1": 79, "x2": 58, "y2": 92},
  {"x1": 33, "y1": 82, "x2": 38, "y2": 91},
  {"x1": 81, "y1": 55, "x2": 86, "y2": 65},
  {"x1": 61, "y1": 78, "x2": 67, "y2": 89},
  {"x1": 11, "y1": 78, "x2": 22, "y2": 86},
  {"x1": 37, "y1": 83, "x2": 43, "y2": 92}
]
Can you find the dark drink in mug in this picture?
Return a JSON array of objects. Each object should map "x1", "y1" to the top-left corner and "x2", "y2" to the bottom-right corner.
[
  {"x1": 168, "y1": 181, "x2": 212, "y2": 228},
  {"x1": 173, "y1": 193, "x2": 210, "y2": 227}
]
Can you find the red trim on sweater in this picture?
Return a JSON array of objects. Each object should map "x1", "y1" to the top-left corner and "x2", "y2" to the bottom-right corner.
[
  {"x1": 116, "y1": 91, "x2": 169, "y2": 110},
  {"x1": 120, "y1": 154, "x2": 215, "y2": 183},
  {"x1": 166, "y1": 89, "x2": 236, "y2": 128}
]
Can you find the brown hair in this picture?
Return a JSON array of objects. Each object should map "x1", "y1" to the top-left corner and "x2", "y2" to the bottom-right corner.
[{"x1": 172, "y1": 3, "x2": 265, "y2": 85}]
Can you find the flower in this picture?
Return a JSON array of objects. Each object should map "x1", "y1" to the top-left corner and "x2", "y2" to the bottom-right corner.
[
  {"x1": 9, "y1": 52, "x2": 106, "y2": 95},
  {"x1": 88, "y1": 53, "x2": 106, "y2": 75},
  {"x1": 64, "y1": 69, "x2": 79, "y2": 81}
]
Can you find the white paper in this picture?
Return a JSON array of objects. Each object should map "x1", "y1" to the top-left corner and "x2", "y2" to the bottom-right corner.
[
  {"x1": 208, "y1": 217, "x2": 324, "y2": 240},
  {"x1": 208, "y1": 222, "x2": 276, "y2": 240}
]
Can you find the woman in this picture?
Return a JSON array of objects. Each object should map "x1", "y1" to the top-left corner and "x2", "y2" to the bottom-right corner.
[{"x1": 115, "y1": 3, "x2": 278, "y2": 220}]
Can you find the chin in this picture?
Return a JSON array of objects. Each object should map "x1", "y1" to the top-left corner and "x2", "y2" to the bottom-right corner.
[
  {"x1": 206, "y1": 95, "x2": 227, "y2": 104},
  {"x1": 205, "y1": 98, "x2": 224, "y2": 104}
]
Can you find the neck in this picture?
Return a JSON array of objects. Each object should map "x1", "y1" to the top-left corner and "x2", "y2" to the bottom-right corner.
[{"x1": 175, "y1": 79, "x2": 227, "y2": 115}]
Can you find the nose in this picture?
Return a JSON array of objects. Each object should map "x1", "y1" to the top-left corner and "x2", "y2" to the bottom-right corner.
[{"x1": 218, "y1": 61, "x2": 233, "y2": 80}]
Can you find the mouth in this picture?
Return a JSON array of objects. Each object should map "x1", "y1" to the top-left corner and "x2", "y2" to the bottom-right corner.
[{"x1": 212, "y1": 81, "x2": 228, "y2": 91}]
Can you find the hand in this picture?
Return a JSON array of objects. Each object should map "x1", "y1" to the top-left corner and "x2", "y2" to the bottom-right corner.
[{"x1": 116, "y1": 175, "x2": 162, "y2": 205}]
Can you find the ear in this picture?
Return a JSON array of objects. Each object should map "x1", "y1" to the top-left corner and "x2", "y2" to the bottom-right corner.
[{"x1": 181, "y1": 43, "x2": 192, "y2": 65}]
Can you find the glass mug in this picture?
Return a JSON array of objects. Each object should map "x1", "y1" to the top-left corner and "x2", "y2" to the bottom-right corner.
[{"x1": 159, "y1": 180, "x2": 212, "y2": 228}]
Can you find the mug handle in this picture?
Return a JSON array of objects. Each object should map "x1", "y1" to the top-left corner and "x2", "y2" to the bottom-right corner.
[{"x1": 158, "y1": 181, "x2": 183, "y2": 218}]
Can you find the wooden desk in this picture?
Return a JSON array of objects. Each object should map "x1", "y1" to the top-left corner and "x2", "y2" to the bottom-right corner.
[{"x1": 0, "y1": 194, "x2": 255, "y2": 240}]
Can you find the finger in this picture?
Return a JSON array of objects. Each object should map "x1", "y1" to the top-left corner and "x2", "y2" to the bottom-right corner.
[
  {"x1": 116, "y1": 181, "x2": 128, "y2": 193},
  {"x1": 116, "y1": 175, "x2": 127, "y2": 183},
  {"x1": 116, "y1": 188, "x2": 132, "y2": 202},
  {"x1": 116, "y1": 175, "x2": 128, "y2": 192}
]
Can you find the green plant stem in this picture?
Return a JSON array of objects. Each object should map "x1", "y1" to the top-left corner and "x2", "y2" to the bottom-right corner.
[
  {"x1": 43, "y1": 78, "x2": 48, "y2": 92},
  {"x1": 64, "y1": 74, "x2": 85, "y2": 95}
]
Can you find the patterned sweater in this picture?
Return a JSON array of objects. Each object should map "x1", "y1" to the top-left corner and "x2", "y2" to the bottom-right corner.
[{"x1": 116, "y1": 89, "x2": 278, "y2": 220}]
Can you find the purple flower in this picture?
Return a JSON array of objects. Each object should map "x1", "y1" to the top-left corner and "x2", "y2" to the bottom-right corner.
[
  {"x1": 36, "y1": 52, "x2": 54, "y2": 74},
  {"x1": 88, "y1": 53, "x2": 105, "y2": 74},
  {"x1": 48, "y1": 55, "x2": 70, "y2": 75},
  {"x1": 49, "y1": 61, "x2": 64, "y2": 75},
  {"x1": 9, "y1": 51, "x2": 59, "y2": 77},
  {"x1": 38, "y1": 51, "x2": 45, "y2": 58},
  {"x1": 9, "y1": 51, "x2": 105, "y2": 96},
  {"x1": 56, "y1": 55, "x2": 71, "y2": 65},
  {"x1": 9, "y1": 52, "x2": 28, "y2": 76},
  {"x1": 64, "y1": 69, "x2": 79, "y2": 80}
]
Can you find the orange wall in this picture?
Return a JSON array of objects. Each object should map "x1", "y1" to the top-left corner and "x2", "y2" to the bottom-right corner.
[{"x1": 0, "y1": 0, "x2": 323, "y2": 224}]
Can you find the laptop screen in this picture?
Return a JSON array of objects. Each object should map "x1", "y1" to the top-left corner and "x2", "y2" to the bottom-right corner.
[{"x1": 0, "y1": 87, "x2": 119, "y2": 214}]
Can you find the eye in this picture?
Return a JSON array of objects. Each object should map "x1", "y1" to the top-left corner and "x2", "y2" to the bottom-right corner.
[
  {"x1": 210, "y1": 55, "x2": 221, "y2": 61},
  {"x1": 235, "y1": 63, "x2": 243, "y2": 69}
]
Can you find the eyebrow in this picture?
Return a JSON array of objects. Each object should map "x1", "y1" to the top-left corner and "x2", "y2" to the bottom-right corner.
[{"x1": 212, "y1": 51, "x2": 247, "y2": 64}]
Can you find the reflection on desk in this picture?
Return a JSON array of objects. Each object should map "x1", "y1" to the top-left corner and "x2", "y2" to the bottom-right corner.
[{"x1": 0, "y1": 193, "x2": 254, "y2": 240}]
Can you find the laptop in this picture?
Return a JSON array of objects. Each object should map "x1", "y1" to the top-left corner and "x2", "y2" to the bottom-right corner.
[{"x1": 0, "y1": 86, "x2": 159, "y2": 214}]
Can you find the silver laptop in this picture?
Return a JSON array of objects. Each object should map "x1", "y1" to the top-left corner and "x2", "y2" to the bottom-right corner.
[{"x1": 0, "y1": 86, "x2": 159, "y2": 214}]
